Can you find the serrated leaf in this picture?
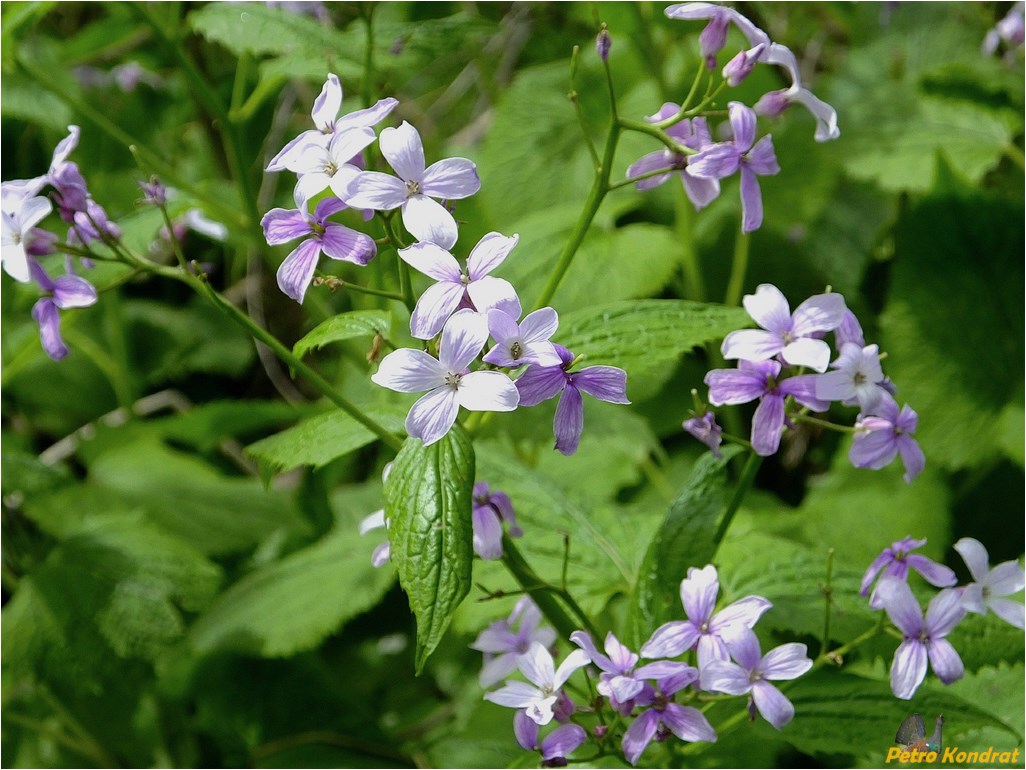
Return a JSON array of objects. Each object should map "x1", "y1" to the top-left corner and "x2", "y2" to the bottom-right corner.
[
  {"x1": 245, "y1": 403, "x2": 406, "y2": 474},
  {"x1": 384, "y1": 426, "x2": 475, "y2": 672},
  {"x1": 189, "y1": 3, "x2": 353, "y2": 60},
  {"x1": 189, "y1": 524, "x2": 394, "y2": 657},
  {"x1": 627, "y1": 445, "x2": 742, "y2": 648},
  {"x1": 293, "y1": 310, "x2": 391, "y2": 360},
  {"x1": 947, "y1": 611, "x2": 1026, "y2": 672},
  {"x1": 558, "y1": 300, "x2": 750, "y2": 400}
]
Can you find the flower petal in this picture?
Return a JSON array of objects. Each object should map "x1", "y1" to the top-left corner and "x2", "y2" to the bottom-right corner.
[
  {"x1": 320, "y1": 224, "x2": 376, "y2": 265},
  {"x1": 728, "y1": 101, "x2": 757, "y2": 151},
  {"x1": 573, "y1": 366, "x2": 630, "y2": 404},
  {"x1": 51, "y1": 274, "x2": 98, "y2": 309},
  {"x1": 467, "y1": 275, "x2": 521, "y2": 317},
  {"x1": 484, "y1": 681, "x2": 545, "y2": 709},
  {"x1": 519, "y1": 307, "x2": 559, "y2": 343},
  {"x1": 402, "y1": 194, "x2": 458, "y2": 249},
  {"x1": 780, "y1": 337, "x2": 833, "y2": 372},
  {"x1": 540, "y1": 723, "x2": 587, "y2": 761},
  {"x1": 553, "y1": 385, "x2": 584, "y2": 455},
  {"x1": 439, "y1": 309, "x2": 489, "y2": 371},
  {"x1": 897, "y1": 435, "x2": 926, "y2": 483},
  {"x1": 472, "y1": 505, "x2": 504, "y2": 560},
  {"x1": 876, "y1": 578, "x2": 923, "y2": 637},
  {"x1": 906, "y1": 554, "x2": 956, "y2": 589},
  {"x1": 927, "y1": 638, "x2": 964, "y2": 685},
  {"x1": 399, "y1": 241, "x2": 462, "y2": 282},
  {"x1": 750, "y1": 392, "x2": 785, "y2": 456},
  {"x1": 681, "y1": 565, "x2": 719, "y2": 624},
  {"x1": 513, "y1": 709, "x2": 539, "y2": 751},
  {"x1": 952, "y1": 538, "x2": 989, "y2": 584},
  {"x1": 310, "y1": 73, "x2": 343, "y2": 131},
  {"x1": 275, "y1": 238, "x2": 322, "y2": 303},
  {"x1": 988, "y1": 598, "x2": 1026, "y2": 630},
  {"x1": 458, "y1": 371, "x2": 519, "y2": 412},
  {"x1": 31, "y1": 298, "x2": 68, "y2": 360},
  {"x1": 341, "y1": 171, "x2": 407, "y2": 210},
  {"x1": 421, "y1": 157, "x2": 481, "y2": 200},
  {"x1": 924, "y1": 588, "x2": 966, "y2": 637},
  {"x1": 742, "y1": 284, "x2": 792, "y2": 332},
  {"x1": 699, "y1": 659, "x2": 751, "y2": 695},
  {"x1": 987, "y1": 560, "x2": 1026, "y2": 596},
  {"x1": 720, "y1": 329, "x2": 784, "y2": 362},
  {"x1": 662, "y1": 703, "x2": 717, "y2": 743},
  {"x1": 371, "y1": 348, "x2": 445, "y2": 393},
  {"x1": 467, "y1": 232, "x2": 519, "y2": 278},
  {"x1": 406, "y1": 386, "x2": 460, "y2": 446},
  {"x1": 760, "y1": 643, "x2": 812, "y2": 681},
  {"x1": 687, "y1": 144, "x2": 740, "y2": 179},
  {"x1": 515, "y1": 365, "x2": 566, "y2": 407},
  {"x1": 409, "y1": 281, "x2": 466, "y2": 340},
  {"x1": 627, "y1": 150, "x2": 674, "y2": 191},
  {"x1": 739, "y1": 164, "x2": 764, "y2": 233},
  {"x1": 640, "y1": 621, "x2": 699, "y2": 659},
  {"x1": 751, "y1": 681, "x2": 795, "y2": 729},
  {"x1": 622, "y1": 709, "x2": 660, "y2": 767},
  {"x1": 334, "y1": 97, "x2": 400, "y2": 132},
  {"x1": 379, "y1": 121, "x2": 426, "y2": 181},
  {"x1": 890, "y1": 639, "x2": 928, "y2": 700}
]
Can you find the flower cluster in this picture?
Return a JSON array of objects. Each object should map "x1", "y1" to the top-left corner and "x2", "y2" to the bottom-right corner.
[
  {"x1": 626, "y1": 4, "x2": 839, "y2": 233},
  {"x1": 477, "y1": 566, "x2": 812, "y2": 766},
  {"x1": 686, "y1": 283, "x2": 924, "y2": 483},
  {"x1": 863, "y1": 536, "x2": 1024, "y2": 700}
]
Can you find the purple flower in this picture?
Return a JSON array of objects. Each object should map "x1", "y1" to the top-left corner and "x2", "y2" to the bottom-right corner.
[
  {"x1": 754, "y1": 44, "x2": 840, "y2": 142},
  {"x1": 861, "y1": 536, "x2": 956, "y2": 610},
  {"x1": 664, "y1": 3, "x2": 770, "y2": 68},
  {"x1": 722, "y1": 43, "x2": 766, "y2": 86},
  {"x1": 596, "y1": 26, "x2": 612, "y2": 62},
  {"x1": 815, "y1": 342, "x2": 886, "y2": 412},
  {"x1": 69, "y1": 199, "x2": 122, "y2": 247},
  {"x1": 626, "y1": 104, "x2": 719, "y2": 210},
  {"x1": 640, "y1": 564, "x2": 771, "y2": 667},
  {"x1": 622, "y1": 671, "x2": 716, "y2": 766},
  {"x1": 699, "y1": 628, "x2": 813, "y2": 729},
  {"x1": 682, "y1": 411, "x2": 723, "y2": 458},
  {"x1": 834, "y1": 308, "x2": 866, "y2": 350},
  {"x1": 138, "y1": 178, "x2": 167, "y2": 207},
  {"x1": 484, "y1": 307, "x2": 561, "y2": 368},
  {"x1": 472, "y1": 481, "x2": 522, "y2": 561},
  {"x1": 284, "y1": 127, "x2": 378, "y2": 203},
  {"x1": 849, "y1": 394, "x2": 925, "y2": 484},
  {"x1": 266, "y1": 73, "x2": 398, "y2": 171},
  {"x1": 472, "y1": 597, "x2": 557, "y2": 688},
  {"x1": 514, "y1": 710, "x2": 587, "y2": 766},
  {"x1": 876, "y1": 577, "x2": 966, "y2": 699},
  {"x1": 27, "y1": 258, "x2": 98, "y2": 361},
  {"x1": 2, "y1": 193, "x2": 52, "y2": 283},
  {"x1": 47, "y1": 126, "x2": 91, "y2": 221},
  {"x1": 343, "y1": 121, "x2": 481, "y2": 249},
  {"x1": 483, "y1": 641, "x2": 590, "y2": 726},
  {"x1": 514, "y1": 344, "x2": 630, "y2": 456},
  {"x1": 261, "y1": 193, "x2": 376, "y2": 303},
  {"x1": 687, "y1": 102, "x2": 780, "y2": 233},
  {"x1": 721, "y1": 284, "x2": 847, "y2": 373},
  {"x1": 704, "y1": 358, "x2": 828, "y2": 456},
  {"x1": 953, "y1": 538, "x2": 1025, "y2": 629},
  {"x1": 371, "y1": 310, "x2": 519, "y2": 446},
  {"x1": 398, "y1": 232, "x2": 520, "y2": 340}
]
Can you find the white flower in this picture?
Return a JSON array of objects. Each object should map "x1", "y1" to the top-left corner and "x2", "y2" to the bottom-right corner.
[
  {"x1": 954, "y1": 538, "x2": 1025, "y2": 629},
  {"x1": 483, "y1": 641, "x2": 590, "y2": 725},
  {"x1": 1, "y1": 193, "x2": 52, "y2": 283}
]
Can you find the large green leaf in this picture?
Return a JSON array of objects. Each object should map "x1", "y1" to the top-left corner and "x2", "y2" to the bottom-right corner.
[
  {"x1": 189, "y1": 524, "x2": 394, "y2": 657},
  {"x1": 189, "y1": 3, "x2": 354, "y2": 60},
  {"x1": 558, "y1": 300, "x2": 750, "y2": 399},
  {"x1": 293, "y1": 310, "x2": 392, "y2": 360},
  {"x1": 384, "y1": 426, "x2": 475, "y2": 672},
  {"x1": 627, "y1": 445, "x2": 743, "y2": 648},
  {"x1": 245, "y1": 403, "x2": 406, "y2": 474}
]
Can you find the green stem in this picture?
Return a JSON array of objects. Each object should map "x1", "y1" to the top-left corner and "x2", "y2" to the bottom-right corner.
[
  {"x1": 1005, "y1": 142, "x2": 1025, "y2": 170},
  {"x1": 675, "y1": 183, "x2": 705, "y2": 301},
  {"x1": 723, "y1": 230, "x2": 749, "y2": 306},
  {"x1": 3, "y1": 712, "x2": 110, "y2": 768},
  {"x1": 617, "y1": 116, "x2": 692, "y2": 155},
  {"x1": 711, "y1": 451, "x2": 762, "y2": 549},
  {"x1": 655, "y1": 58, "x2": 707, "y2": 126},
  {"x1": 362, "y1": 4, "x2": 376, "y2": 109},
  {"x1": 794, "y1": 413, "x2": 855, "y2": 434},
  {"x1": 820, "y1": 548, "x2": 835, "y2": 657},
  {"x1": 568, "y1": 45, "x2": 601, "y2": 170},
  {"x1": 380, "y1": 214, "x2": 415, "y2": 313},
  {"x1": 813, "y1": 616, "x2": 887, "y2": 671},
  {"x1": 607, "y1": 164, "x2": 677, "y2": 191},
  {"x1": 500, "y1": 537, "x2": 600, "y2": 641},
  {"x1": 315, "y1": 276, "x2": 404, "y2": 301}
]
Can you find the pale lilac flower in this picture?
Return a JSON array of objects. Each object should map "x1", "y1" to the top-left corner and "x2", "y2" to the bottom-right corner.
[
  {"x1": 46, "y1": 126, "x2": 91, "y2": 221},
  {"x1": 983, "y1": 2, "x2": 1025, "y2": 55},
  {"x1": 483, "y1": 641, "x2": 590, "y2": 726},
  {"x1": 2, "y1": 194, "x2": 52, "y2": 283},
  {"x1": 682, "y1": 411, "x2": 724, "y2": 458},
  {"x1": 815, "y1": 342, "x2": 886, "y2": 412},
  {"x1": 267, "y1": 73, "x2": 398, "y2": 171},
  {"x1": 138, "y1": 178, "x2": 167, "y2": 207},
  {"x1": 705, "y1": 358, "x2": 828, "y2": 456},
  {"x1": 721, "y1": 284, "x2": 846, "y2": 373},
  {"x1": 69, "y1": 199, "x2": 122, "y2": 247},
  {"x1": 398, "y1": 232, "x2": 520, "y2": 340},
  {"x1": 371, "y1": 310, "x2": 519, "y2": 445},
  {"x1": 699, "y1": 628, "x2": 812, "y2": 729},
  {"x1": 514, "y1": 344, "x2": 629, "y2": 456},
  {"x1": 472, "y1": 597, "x2": 557, "y2": 688},
  {"x1": 849, "y1": 394, "x2": 925, "y2": 484},
  {"x1": 626, "y1": 104, "x2": 719, "y2": 209},
  {"x1": 834, "y1": 308, "x2": 866, "y2": 350},
  {"x1": 514, "y1": 710, "x2": 587, "y2": 765},
  {"x1": 28, "y1": 258, "x2": 98, "y2": 360},
  {"x1": 688, "y1": 102, "x2": 779, "y2": 232},
  {"x1": 664, "y1": 3, "x2": 770, "y2": 68},
  {"x1": 622, "y1": 670, "x2": 715, "y2": 766},
  {"x1": 181, "y1": 209, "x2": 229, "y2": 242},
  {"x1": 343, "y1": 121, "x2": 481, "y2": 249},
  {"x1": 570, "y1": 630, "x2": 693, "y2": 717},
  {"x1": 358, "y1": 509, "x2": 391, "y2": 568},
  {"x1": 641, "y1": 564, "x2": 771, "y2": 667},
  {"x1": 861, "y1": 536, "x2": 956, "y2": 610},
  {"x1": 262, "y1": 194, "x2": 376, "y2": 303},
  {"x1": 484, "y1": 307, "x2": 561, "y2": 368},
  {"x1": 953, "y1": 538, "x2": 1025, "y2": 629},
  {"x1": 285, "y1": 127, "x2": 377, "y2": 203},
  {"x1": 754, "y1": 44, "x2": 840, "y2": 142},
  {"x1": 472, "y1": 481, "x2": 522, "y2": 560},
  {"x1": 876, "y1": 578, "x2": 966, "y2": 699}
]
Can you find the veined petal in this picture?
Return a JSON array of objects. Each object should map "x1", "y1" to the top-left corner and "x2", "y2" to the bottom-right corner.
[
  {"x1": 294, "y1": 171, "x2": 332, "y2": 205},
  {"x1": 569, "y1": 630, "x2": 611, "y2": 672},
  {"x1": 573, "y1": 366, "x2": 630, "y2": 404},
  {"x1": 743, "y1": 284, "x2": 792, "y2": 332},
  {"x1": 486, "y1": 308, "x2": 521, "y2": 344},
  {"x1": 681, "y1": 565, "x2": 719, "y2": 623},
  {"x1": 540, "y1": 724, "x2": 587, "y2": 761},
  {"x1": 513, "y1": 709, "x2": 539, "y2": 751},
  {"x1": 662, "y1": 703, "x2": 717, "y2": 743},
  {"x1": 760, "y1": 643, "x2": 812, "y2": 680},
  {"x1": 518, "y1": 642, "x2": 556, "y2": 689},
  {"x1": 326, "y1": 164, "x2": 363, "y2": 201},
  {"x1": 399, "y1": 241, "x2": 462, "y2": 282},
  {"x1": 472, "y1": 505, "x2": 504, "y2": 560},
  {"x1": 458, "y1": 371, "x2": 519, "y2": 412},
  {"x1": 553, "y1": 386, "x2": 584, "y2": 455},
  {"x1": 890, "y1": 639, "x2": 928, "y2": 700},
  {"x1": 927, "y1": 639, "x2": 964, "y2": 685},
  {"x1": 439, "y1": 309, "x2": 489, "y2": 371},
  {"x1": 402, "y1": 195, "x2": 458, "y2": 249},
  {"x1": 410, "y1": 281, "x2": 466, "y2": 340},
  {"x1": 50, "y1": 125, "x2": 80, "y2": 170},
  {"x1": 683, "y1": 171, "x2": 720, "y2": 209},
  {"x1": 334, "y1": 97, "x2": 400, "y2": 132},
  {"x1": 987, "y1": 560, "x2": 1026, "y2": 596},
  {"x1": 906, "y1": 554, "x2": 956, "y2": 589},
  {"x1": 751, "y1": 681, "x2": 795, "y2": 729},
  {"x1": 952, "y1": 538, "x2": 990, "y2": 583},
  {"x1": 371, "y1": 348, "x2": 446, "y2": 392},
  {"x1": 341, "y1": 171, "x2": 407, "y2": 210},
  {"x1": 31, "y1": 298, "x2": 69, "y2": 360},
  {"x1": 519, "y1": 307, "x2": 559, "y2": 343},
  {"x1": 320, "y1": 224, "x2": 376, "y2": 265},
  {"x1": 738, "y1": 165, "x2": 764, "y2": 233},
  {"x1": 897, "y1": 436, "x2": 925, "y2": 483},
  {"x1": 421, "y1": 157, "x2": 481, "y2": 200},
  {"x1": 628, "y1": 150, "x2": 674, "y2": 191},
  {"x1": 622, "y1": 709, "x2": 660, "y2": 767},
  {"x1": 266, "y1": 130, "x2": 321, "y2": 172},
  {"x1": 780, "y1": 337, "x2": 832, "y2": 372},
  {"x1": 728, "y1": 101, "x2": 757, "y2": 151},
  {"x1": 515, "y1": 365, "x2": 566, "y2": 407},
  {"x1": 722, "y1": 626, "x2": 762, "y2": 670},
  {"x1": 924, "y1": 588, "x2": 966, "y2": 637},
  {"x1": 876, "y1": 578, "x2": 924, "y2": 637},
  {"x1": 751, "y1": 393, "x2": 785, "y2": 456},
  {"x1": 479, "y1": 654, "x2": 519, "y2": 688},
  {"x1": 988, "y1": 598, "x2": 1026, "y2": 630},
  {"x1": 406, "y1": 386, "x2": 460, "y2": 446},
  {"x1": 721, "y1": 329, "x2": 784, "y2": 362},
  {"x1": 19, "y1": 195, "x2": 54, "y2": 232},
  {"x1": 553, "y1": 649, "x2": 590, "y2": 690},
  {"x1": 815, "y1": 369, "x2": 856, "y2": 402},
  {"x1": 687, "y1": 144, "x2": 740, "y2": 180},
  {"x1": 311, "y1": 73, "x2": 343, "y2": 131},
  {"x1": 699, "y1": 659, "x2": 751, "y2": 695},
  {"x1": 745, "y1": 134, "x2": 780, "y2": 176},
  {"x1": 849, "y1": 428, "x2": 899, "y2": 470},
  {"x1": 780, "y1": 374, "x2": 830, "y2": 411},
  {"x1": 51, "y1": 274, "x2": 98, "y2": 309},
  {"x1": 379, "y1": 121, "x2": 426, "y2": 181},
  {"x1": 705, "y1": 367, "x2": 769, "y2": 406},
  {"x1": 791, "y1": 87, "x2": 840, "y2": 142},
  {"x1": 712, "y1": 595, "x2": 772, "y2": 634},
  {"x1": 275, "y1": 238, "x2": 322, "y2": 303},
  {"x1": 640, "y1": 621, "x2": 698, "y2": 659},
  {"x1": 484, "y1": 681, "x2": 545, "y2": 709},
  {"x1": 467, "y1": 232, "x2": 519, "y2": 278},
  {"x1": 467, "y1": 275, "x2": 521, "y2": 319}
]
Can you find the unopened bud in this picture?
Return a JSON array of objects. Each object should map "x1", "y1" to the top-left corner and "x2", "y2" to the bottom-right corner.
[
  {"x1": 596, "y1": 24, "x2": 611, "y2": 62},
  {"x1": 722, "y1": 43, "x2": 764, "y2": 87}
]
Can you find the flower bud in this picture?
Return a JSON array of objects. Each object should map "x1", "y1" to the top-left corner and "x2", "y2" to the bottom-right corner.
[
  {"x1": 596, "y1": 24, "x2": 611, "y2": 62},
  {"x1": 722, "y1": 43, "x2": 764, "y2": 86}
]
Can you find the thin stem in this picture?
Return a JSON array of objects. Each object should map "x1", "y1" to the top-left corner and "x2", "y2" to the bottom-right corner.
[
  {"x1": 607, "y1": 164, "x2": 676, "y2": 191},
  {"x1": 569, "y1": 45, "x2": 601, "y2": 170},
  {"x1": 1005, "y1": 142, "x2": 1025, "y2": 170},
  {"x1": 813, "y1": 615, "x2": 887, "y2": 671},
  {"x1": 820, "y1": 548, "x2": 835, "y2": 657},
  {"x1": 379, "y1": 214, "x2": 416, "y2": 313},
  {"x1": 655, "y1": 58, "x2": 707, "y2": 126},
  {"x1": 711, "y1": 451, "x2": 762, "y2": 549},
  {"x1": 794, "y1": 413, "x2": 856, "y2": 434},
  {"x1": 617, "y1": 117, "x2": 692, "y2": 155},
  {"x1": 675, "y1": 182, "x2": 705, "y2": 301},
  {"x1": 723, "y1": 230, "x2": 749, "y2": 307},
  {"x1": 3, "y1": 712, "x2": 110, "y2": 768},
  {"x1": 313, "y1": 275, "x2": 404, "y2": 301}
]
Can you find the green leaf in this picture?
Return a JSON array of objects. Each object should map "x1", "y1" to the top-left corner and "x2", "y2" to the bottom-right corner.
[
  {"x1": 188, "y1": 3, "x2": 353, "y2": 60},
  {"x1": 293, "y1": 310, "x2": 392, "y2": 360},
  {"x1": 558, "y1": 300, "x2": 750, "y2": 399},
  {"x1": 189, "y1": 524, "x2": 394, "y2": 657},
  {"x1": 150, "y1": 399, "x2": 307, "y2": 453},
  {"x1": 627, "y1": 446, "x2": 742, "y2": 647},
  {"x1": 384, "y1": 426, "x2": 475, "y2": 672},
  {"x1": 947, "y1": 611, "x2": 1026, "y2": 673},
  {"x1": 245, "y1": 404, "x2": 407, "y2": 474}
]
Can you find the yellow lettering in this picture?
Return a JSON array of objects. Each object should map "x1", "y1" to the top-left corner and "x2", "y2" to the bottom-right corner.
[
  {"x1": 942, "y1": 746, "x2": 957, "y2": 762},
  {"x1": 955, "y1": 751, "x2": 968, "y2": 763},
  {"x1": 978, "y1": 748, "x2": 994, "y2": 762},
  {"x1": 923, "y1": 752, "x2": 937, "y2": 763},
  {"x1": 885, "y1": 748, "x2": 902, "y2": 763},
  {"x1": 1014, "y1": 748, "x2": 1022, "y2": 764},
  {"x1": 964, "y1": 751, "x2": 979, "y2": 763}
]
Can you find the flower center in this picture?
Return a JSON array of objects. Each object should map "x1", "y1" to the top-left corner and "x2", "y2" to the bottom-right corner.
[
  {"x1": 671, "y1": 153, "x2": 688, "y2": 170},
  {"x1": 311, "y1": 221, "x2": 326, "y2": 236},
  {"x1": 510, "y1": 341, "x2": 523, "y2": 360},
  {"x1": 460, "y1": 272, "x2": 470, "y2": 286},
  {"x1": 325, "y1": 162, "x2": 339, "y2": 177},
  {"x1": 406, "y1": 179, "x2": 421, "y2": 196},
  {"x1": 853, "y1": 371, "x2": 867, "y2": 386},
  {"x1": 444, "y1": 371, "x2": 462, "y2": 389},
  {"x1": 781, "y1": 330, "x2": 795, "y2": 345}
]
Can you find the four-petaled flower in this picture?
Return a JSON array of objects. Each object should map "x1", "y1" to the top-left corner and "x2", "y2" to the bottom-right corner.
[
  {"x1": 472, "y1": 597, "x2": 557, "y2": 688},
  {"x1": 815, "y1": 342, "x2": 887, "y2": 413},
  {"x1": 371, "y1": 310, "x2": 519, "y2": 446},
  {"x1": 640, "y1": 564, "x2": 771, "y2": 668},
  {"x1": 514, "y1": 344, "x2": 630, "y2": 456},
  {"x1": 28, "y1": 258, "x2": 98, "y2": 361},
  {"x1": 484, "y1": 641, "x2": 590, "y2": 725},
  {"x1": 514, "y1": 710, "x2": 587, "y2": 766},
  {"x1": 261, "y1": 193, "x2": 376, "y2": 303},
  {"x1": 344, "y1": 121, "x2": 481, "y2": 249},
  {"x1": 285, "y1": 127, "x2": 377, "y2": 204},
  {"x1": 754, "y1": 44, "x2": 840, "y2": 142},
  {"x1": 664, "y1": 3, "x2": 770, "y2": 68},
  {"x1": 953, "y1": 537, "x2": 1025, "y2": 629},
  {"x1": 687, "y1": 102, "x2": 779, "y2": 233},
  {"x1": 860, "y1": 536, "x2": 956, "y2": 610},
  {"x1": 849, "y1": 394, "x2": 925, "y2": 484},
  {"x1": 876, "y1": 577, "x2": 966, "y2": 700},
  {"x1": 484, "y1": 307, "x2": 561, "y2": 369},
  {"x1": 699, "y1": 628, "x2": 813, "y2": 729},
  {"x1": 621, "y1": 669, "x2": 716, "y2": 766}
]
